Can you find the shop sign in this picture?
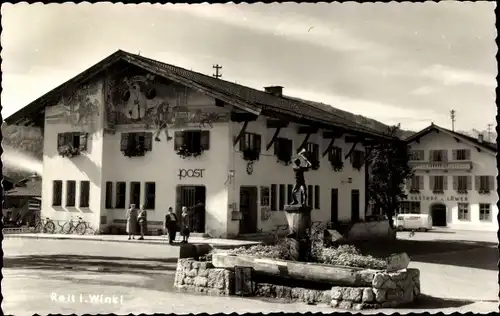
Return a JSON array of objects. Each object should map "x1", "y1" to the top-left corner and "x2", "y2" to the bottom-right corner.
[
  {"x1": 178, "y1": 168, "x2": 205, "y2": 180},
  {"x1": 408, "y1": 195, "x2": 468, "y2": 202}
]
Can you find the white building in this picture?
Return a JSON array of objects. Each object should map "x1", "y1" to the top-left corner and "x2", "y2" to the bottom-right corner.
[
  {"x1": 403, "y1": 124, "x2": 497, "y2": 231},
  {"x1": 5, "y1": 50, "x2": 395, "y2": 238}
]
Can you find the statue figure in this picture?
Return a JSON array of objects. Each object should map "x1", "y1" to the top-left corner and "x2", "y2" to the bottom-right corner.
[{"x1": 290, "y1": 148, "x2": 312, "y2": 205}]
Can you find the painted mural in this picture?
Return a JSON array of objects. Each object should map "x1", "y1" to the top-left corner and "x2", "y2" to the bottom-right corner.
[
  {"x1": 46, "y1": 81, "x2": 101, "y2": 131},
  {"x1": 105, "y1": 72, "x2": 230, "y2": 141}
]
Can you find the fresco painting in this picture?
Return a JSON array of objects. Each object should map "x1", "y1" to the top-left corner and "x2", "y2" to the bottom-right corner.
[
  {"x1": 46, "y1": 81, "x2": 101, "y2": 132},
  {"x1": 105, "y1": 72, "x2": 230, "y2": 141}
]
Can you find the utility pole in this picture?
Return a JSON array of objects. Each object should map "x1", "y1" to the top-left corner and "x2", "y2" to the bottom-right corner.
[
  {"x1": 487, "y1": 123, "x2": 493, "y2": 142},
  {"x1": 213, "y1": 64, "x2": 222, "y2": 79},
  {"x1": 450, "y1": 109, "x2": 456, "y2": 131}
]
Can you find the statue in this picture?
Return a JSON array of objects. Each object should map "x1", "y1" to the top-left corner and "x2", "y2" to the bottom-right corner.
[{"x1": 290, "y1": 148, "x2": 312, "y2": 205}]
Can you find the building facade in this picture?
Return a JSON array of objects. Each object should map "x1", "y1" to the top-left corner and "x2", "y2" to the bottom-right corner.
[
  {"x1": 6, "y1": 50, "x2": 394, "y2": 238},
  {"x1": 403, "y1": 124, "x2": 497, "y2": 231}
]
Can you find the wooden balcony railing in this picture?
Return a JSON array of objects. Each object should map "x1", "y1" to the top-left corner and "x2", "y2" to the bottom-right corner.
[{"x1": 409, "y1": 161, "x2": 473, "y2": 171}]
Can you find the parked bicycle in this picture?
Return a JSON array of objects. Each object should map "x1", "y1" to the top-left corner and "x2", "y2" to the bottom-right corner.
[
  {"x1": 33, "y1": 216, "x2": 56, "y2": 234},
  {"x1": 61, "y1": 217, "x2": 95, "y2": 235}
]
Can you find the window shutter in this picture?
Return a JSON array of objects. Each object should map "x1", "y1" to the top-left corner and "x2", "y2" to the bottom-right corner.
[
  {"x1": 475, "y1": 176, "x2": 480, "y2": 191},
  {"x1": 274, "y1": 139, "x2": 280, "y2": 155},
  {"x1": 57, "y1": 133, "x2": 65, "y2": 149},
  {"x1": 255, "y1": 134, "x2": 262, "y2": 153},
  {"x1": 419, "y1": 176, "x2": 424, "y2": 190},
  {"x1": 430, "y1": 176, "x2": 435, "y2": 190},
  {"x1": 64, "y1": 133, "x2": 73, "y2": 146},
  {"x1": 120, "y1": 133, "x2": 129, "y2": 151},
  {"x1": 200, "y1": 130, "x2": 210, "y2": 150},
  {"x1": 465, "y1": 149, "x2": 471, "y2": 160},
  {"x1": 452, "y1": 150, "x2": 457, "y2": 161},
  {"x1": 287, "y1": 139, "x2": 293, "y2": 156},
  {"x1": 443, "y1": 176, "x2": 448, "y2": 190},
  {"x1": 466, "y1": 176, "x2": 472, "y2": 190},
  {"x1": 489, "y1": 176, "x2": 495, "y2": 190},
  {"x1": 452, "y1": 176, "x2": 458, "y2": 190},
  {"x1": 442, "y1": 150, "x2": 448, "y2": 162},
  {"x1": 419, "y1": 150, "x2": 424, "y2": 160},
  {"x1": 406, "y1": 179, "x2": 411, "y2": 190},
  {"x1": 79, "y1": 133, "x2": 88, "y2": 151},
  {"x1": 239, "y1": 135, "x2": 245, "y2": 151},
  {"x1": 428, "y1": 150, "x2": 434, "y2": 161},
  {"x1": 143, "y1": 132, "x2": 153, "y2": 151},
  {"x1": 174, "y1": 132, "x2": 185, "y2": 151}
]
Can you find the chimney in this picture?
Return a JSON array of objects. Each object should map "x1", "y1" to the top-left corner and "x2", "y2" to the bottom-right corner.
[
  {"x1": 478, "y1": 134, "x2": 484, "y2": 143},
  {"x1": 264, "y1": 86, "x2": 283, "y2": 97}
]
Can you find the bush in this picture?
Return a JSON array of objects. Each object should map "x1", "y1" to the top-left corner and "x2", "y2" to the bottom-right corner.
[
  {"x1": 318, "y1": 244, "x2": 387, "y2": 270},
  {"x1": 212, "y1": 240, "x2": 297, "y2": 261}
]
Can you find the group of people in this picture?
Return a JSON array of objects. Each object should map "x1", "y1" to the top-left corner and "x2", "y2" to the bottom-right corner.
[{"x1": 125, "y1": 204, "x2": 192, "y2": 244}]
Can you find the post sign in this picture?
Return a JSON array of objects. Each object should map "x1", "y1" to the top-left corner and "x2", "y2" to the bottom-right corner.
[
  {"x1": 385, "y1": 252, "x2": 410, "y2": 272},
  {"x1": 178, "y1": 168, "x2": 205, "y2": 180}
]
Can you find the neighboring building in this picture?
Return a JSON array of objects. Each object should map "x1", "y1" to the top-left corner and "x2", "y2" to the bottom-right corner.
[
  {"x1": 3, "y1": 175, "x2": 42, "y2": 226},
  {"x1": 5, "y1": 50, "x2": 396, "y2": 237},
  {"x1": 403, "y1": 124, "x2": 497, "y2": 231}
]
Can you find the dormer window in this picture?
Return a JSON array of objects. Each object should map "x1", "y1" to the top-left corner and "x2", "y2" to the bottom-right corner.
[{"x1": 57, "y1": 132, "x2": 88, "y2": 158}]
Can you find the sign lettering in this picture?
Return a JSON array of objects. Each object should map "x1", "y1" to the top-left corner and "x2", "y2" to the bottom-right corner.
[
  {"x1": 408, "y1": 195, "x2": 468, "y2": 202},
  {"x1": 178, "y1": 168, "x2": 205, "y2": 180}
]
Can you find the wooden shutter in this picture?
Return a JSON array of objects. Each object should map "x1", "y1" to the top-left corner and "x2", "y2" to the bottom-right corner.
[
  {"x1": 200, "y1": 130, "x2": 210, "y2": 150},
  {"x1": 314, "y1": 185, "x2": 320, "y2": 209},
  {"x1": 418, "y1": 176, "x2": 424, "y2": 190},
  {"x1": 57, "y1": 133, "x2": 66, "y2": 150},
  {"x1": 174, "y1": 132, "x2": 185, "y2": 151},
  {"x1": 239, "y1": 134, "x2": 246, "y2": 151},
  {"x1": 120, "y1": 133, "x2": 129, "y2": 151},
  {"x1": 429, "y1": 176, "x2": 435, "y2": 190},
  {"x1": 442, "y1": 150, "x2": 448, "y2": 162},
  {"x1": 405, "y1": 179, "x2": 411, "y2": 190},
  {"x1": 255, "y1": 134, "x2": 262, "y2": 153},
  {"x1": 428, "y1": 150, "x2": 434, "y2": 161},
  {"x1": 466, "y1": 176, "x2": 472, "y2": 190},
  {"x1": 144, "y1": 132, "x2": 153, "y2": 151},
  {"x1": 79, "y1": 133, "x2": 88, "y2": 151},
  {"x1": 452, "y1": 176, "x2": 458, "y2": 190},
  {"x1": 475, "y1": 176, "x2": 480, "y2": 191},
  {"x1": 274, "y1": 138, "x2": 280, "y2": 155},
  {"x1": 465, "y1": 149, "x2": 471, "y2": 160},
  {"x1": 419, "y1": 150, "x2": 424, "y2": 161},
  {"x1": 489, "y1": 176, "x2": 495, "y2": 190},
  {"x1": 452, "y1": 150, "x2": 457, "y2": 160},
  {"x1": 443, "y1": 176, "x2": 448, "y2": 190}
]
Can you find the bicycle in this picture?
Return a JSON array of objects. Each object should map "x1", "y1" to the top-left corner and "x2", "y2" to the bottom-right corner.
[
  {"x1": 33, "y1": 216, "x2": 56, "y2": 234},
  {"x1": 61, "y1": 217, "x2": 94, "y2": 235}
]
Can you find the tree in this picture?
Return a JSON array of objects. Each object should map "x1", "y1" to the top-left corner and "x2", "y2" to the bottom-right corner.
[{"x1": 366, "y1": 125, "x2": 414, "y2": 228}]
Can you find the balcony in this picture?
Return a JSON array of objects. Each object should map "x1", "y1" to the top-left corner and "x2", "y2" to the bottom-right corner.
[{"x1": 409, "y1": 161, "x2": 473, "y2": 171}]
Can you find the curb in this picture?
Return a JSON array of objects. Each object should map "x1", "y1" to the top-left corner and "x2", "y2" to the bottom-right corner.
[{"x1": 3, "y1": 234, "x2": 182, "y2": 246}]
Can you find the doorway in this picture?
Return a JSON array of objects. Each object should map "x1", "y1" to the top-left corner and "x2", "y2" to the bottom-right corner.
[
  {"x1": 239, "y1": 186, "x2": 258, "y2": 234},
  {"x1": 330, "y1": 188, "x2": 339, "y2": 223},
  {"x1": 430, "y1": 204, "x2": 447, "y2": 227},
  {"x1": 351, "y1": 189, "x2": 360, "y2": 222},
  {"x1": 176, "y1": 185, "x2": 206, "y2": 233}
]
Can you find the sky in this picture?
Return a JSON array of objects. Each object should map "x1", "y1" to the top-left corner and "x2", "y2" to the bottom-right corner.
[{"x1": 1, "y1": 2, "x2": 497, "y2": 132}]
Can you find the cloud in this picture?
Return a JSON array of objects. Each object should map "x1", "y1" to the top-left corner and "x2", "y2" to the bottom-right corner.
[
  {"x1": 410, "y1": 86, "x2": 435, "y2": 95},
  {"x1": 420, "y1": 64, "x2": 496, "y2": 88}
]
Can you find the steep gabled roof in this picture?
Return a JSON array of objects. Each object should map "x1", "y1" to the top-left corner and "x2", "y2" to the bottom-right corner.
[
  {"x1": 5, "y1": 50, "x2": 396, "y2": 141},
  {"x1": 405, "y1": 123, "x2": 496, "y2": 154}
]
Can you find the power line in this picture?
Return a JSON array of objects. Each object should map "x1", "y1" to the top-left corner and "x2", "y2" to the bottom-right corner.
[{"x1": 212, "y1": 64, "x2": 222, "y2": 79}]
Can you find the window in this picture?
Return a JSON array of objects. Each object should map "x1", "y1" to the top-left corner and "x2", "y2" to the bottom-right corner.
[
  {"x1": 430, "y1": 150, "x2": 447, "y2": 162},
  {"x1": 430, "y1": 176, "x2": 446, "y2": 191},
  {"x1": 305, "y1": 142, "x2": 319, "y2": 163},
  {"x1": 52, "y1": 180, "x2": 63, "y2": 206},
  {"x1": 270, "y1": 184, "x2": 277, "y2": 211},
  {"x1": 66, "y1": 180, "x2": 76, "y2": 207},
  {"x1": 274, "y1": 138, "x2": 293, "y2": 160},
  {"x1": 351, "y1": 150, "x2": 365, "y2": 170},
  {"x1": 287, "y1": 184, "x2": 293, "y2": 205},
  {"x1": 130, "y1": 182, "x2": 141, "y2": 207},
  {"x1": 260, "y1": 186, "x2": 270, "y2": 206},
  {"x1": 479, "y1": 204, "x2": 491, "y2": 221},
  {"x1": 458, "y1": 203, "x2": 469, "y2": 220},
  {"x1": 144, "y1": 182, "x2": 156, "y2": 210},
  {"x1": 314, "y1": 185, "x2": 320, "y2": 210},
  {"x1": 409, "y1": 150, "x2": 424, "y2": 161},
  {"x1": 476, "y1": 176, "x2": 494, "y2": 191},
  {"x1": 174, "y1": 130, "x2": 210, "y2": 152},
  {"x1": 453, "y1": 176, "x2": 470, "y2": 191},
  {"x1": 79, "y1": 181, "x2": 90, "y2": 207},
  {"x1": 115, "y1": 182, "x2": 126, "y2": 209},
  {"x1": 399, "y1": 202, "x2": 421, "y2": 214},
  {"x1": 239, "y1": 132, "x2": 261, "y2": 153},
  {"x1": 409, "y1": 176, "x2": 423, "y2": 190},
  {"x1": 454, "y1": 149, "x2": 470, "y2": 161},
  {"x1": 328, "y1": 147, "x2": 343, "y2": 164},
  {"x1": 307, "y1": 185, "x2": 313, "y2": 207},
  {"x1": 57, "y1": 132, "x2": 88, "y2": 155},
  {"x1": 120, "y1": 132, "x2": 153, "y2": 156},
  {"x1": 105, "y1": 182, "x2": 113, "y2": 209},
  {"x1": 278, "y1": 184, "x2": 286, "y2": 210}
]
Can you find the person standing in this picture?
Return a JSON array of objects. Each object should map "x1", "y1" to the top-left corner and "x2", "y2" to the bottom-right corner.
[
  {"x1": 126, "y1": 204, "x2": 138, "y2": 240},
  {"x1": 164, "y1": 207, "x2": 178, "y2": 244},
  {"x1": 137, "y1": 205, "x2": 148, "y2": 240},
  {"x1": 180, "y1": 206, "x2": 190, "y2": 243}
]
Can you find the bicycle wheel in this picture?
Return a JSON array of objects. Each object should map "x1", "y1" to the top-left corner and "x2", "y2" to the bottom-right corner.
[
  {"x1": 74, "y1": 222, "x2": 87, "y2": 235},
  {"x1": 44, "y1": 221, "x2": 56, "y2": 234},
  {"x1": 34, "y1": 222, "x2": 42, "y2": 233},
  {"x1": 61, "y1": 222, "x2": 73, "y2": 234}
]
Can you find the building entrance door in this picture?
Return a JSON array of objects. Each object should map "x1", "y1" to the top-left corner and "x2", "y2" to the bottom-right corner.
[
  {"x1": 430, "y1": 203, "x2": 447, "y2": 227},
  {"x1": 351, "y1": 189, "x2": 360, "y2": 222},
  {"x1": 239, "y1": 186, "x2": 258, "y2": 234},
  {"x1": 176, "y1": 185, "x2": 206, "y2": 233}
]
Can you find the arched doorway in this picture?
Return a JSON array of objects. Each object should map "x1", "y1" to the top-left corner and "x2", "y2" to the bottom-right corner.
[{"x1": 430, "y1": 204, "x2": 447, "y2": 227}]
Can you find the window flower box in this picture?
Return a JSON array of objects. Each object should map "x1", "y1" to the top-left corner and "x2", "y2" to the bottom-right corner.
[
  {"x1": 432, "y1": 189, "x2": 444, "y2": 195},
  {"x1": 478, "y1": 189, "x2": 491, "y2": 195},
  {"x1": 457, "y1": 189, "x2": 468, "y2": 194},
  {"x1": 409, "y1": 189, "x2": 420, "y2": 194},
  {"x1": 242, "y1": 148, "x2": 260, "y2": 162}
]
